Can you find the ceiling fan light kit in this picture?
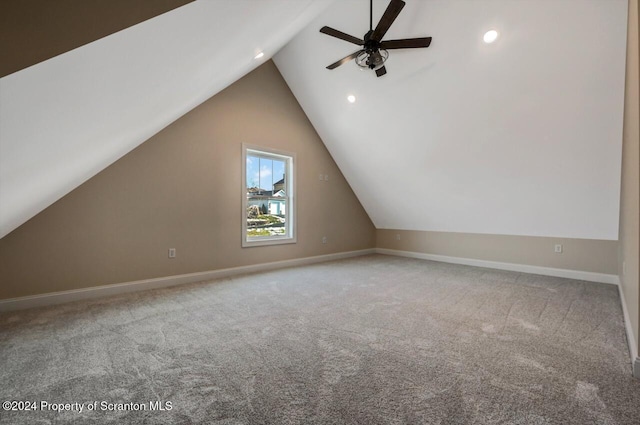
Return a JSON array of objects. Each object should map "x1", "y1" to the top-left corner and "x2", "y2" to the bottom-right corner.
[
  {"x1": 355, "y1": 49, "x2": 388, "y2": 70},
  {"x1": 320, "y1": 0, "x2": 432, "y2": 77}
]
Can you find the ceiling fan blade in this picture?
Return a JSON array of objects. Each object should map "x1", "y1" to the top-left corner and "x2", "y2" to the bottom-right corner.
[
  {"x1": 326, "y1": 50, "x2": 364, "y2": 70},
  {"x1": 371, "y1": 0, "x2": 406, "y2": 42},
  {"x1": 320, "y1": 26, "x2": 364, "y2": 46},
  {"x1": 380, "y1": 37, "x2": 432, "y2": 49},
  {"x1": 375, "y1": 66, "x2": 387, "y2": 77}
]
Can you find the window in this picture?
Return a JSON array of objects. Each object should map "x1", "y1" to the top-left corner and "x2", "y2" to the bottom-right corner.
[{"x1": 242, "y1": 144, "x2": 296, "y2": 247}]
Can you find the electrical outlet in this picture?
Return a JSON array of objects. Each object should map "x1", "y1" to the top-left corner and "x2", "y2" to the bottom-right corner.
[
  {"x1": 324, "y1": 174, "x2": 329, "y2": 181},
  {"x1": 554, "y1": 244, "x2": 562, "y2": 254},
  {"x1": 396, "y1": 234, "x2": 401, "y2": 241},
  {"x1": 168, "y1": 248, "x2": 176, "y2": 258},
  {"x1": 319, "y1": 174, "x2": 324, "y2": 181},
  {"x1": 322, "y1": 236, "x2": 327, "y2": 244}
]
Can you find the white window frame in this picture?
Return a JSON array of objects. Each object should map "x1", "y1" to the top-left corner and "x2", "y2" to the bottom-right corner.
[{"x1": 242, "y1": 144, "x2": 296, "y2": 247}]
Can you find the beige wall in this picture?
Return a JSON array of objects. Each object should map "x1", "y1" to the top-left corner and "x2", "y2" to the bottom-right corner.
[
  {"x1": 377, "y1": 230, "x2": 618, "y2": 274},
  {"x1": 619, "y1": 0, "x2": 640, "y2": 367},
  {"x1": 0, "y1": 61, "x2": 375, "y2": 300}
]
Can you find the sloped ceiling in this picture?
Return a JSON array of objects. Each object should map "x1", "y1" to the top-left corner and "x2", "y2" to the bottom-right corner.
[
  {"x1": 274, "y1": 0, "x2": 628, "y2": 240},
  {"x1": 0, "y1": 0, "x2": 334, "y2": 239}
]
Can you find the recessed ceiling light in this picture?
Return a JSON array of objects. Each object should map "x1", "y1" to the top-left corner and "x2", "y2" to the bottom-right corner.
[
  {"x1": 483, "y1": 30, "x2": 499, "y2": 44},
  {"x1": 254, "y1": 52, "x2": 265, "y2": 59},
  {"x1": 347, "y1": 95, "x2": 356, "y2": 103}
]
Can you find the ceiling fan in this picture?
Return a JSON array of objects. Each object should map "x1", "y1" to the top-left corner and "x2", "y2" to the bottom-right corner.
[{"x1": 320, "y1": 0, "x2": 432, "y2": 77}]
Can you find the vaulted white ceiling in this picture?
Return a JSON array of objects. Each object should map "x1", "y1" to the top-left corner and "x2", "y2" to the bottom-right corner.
[
  {"x1": 0, "y1": 0, "x2": 629, "y2": 241},
  {"x1": 0, "y1": 0, "x2": 334, "y2": 239},
  {"x1": 275, "y1": 0, "x2": 628, "y2": 240}
]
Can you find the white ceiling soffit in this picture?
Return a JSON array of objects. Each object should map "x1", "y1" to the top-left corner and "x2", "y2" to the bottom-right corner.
[
  {"x1": 274, "y1": 0, "x2": 627, "y2": 240},
  {"x1": 275, "y1": 0, "x2": 627, "y2": 240},
  {"x1": 0, "y1": 0, "x2": 335, "y2": 239}
]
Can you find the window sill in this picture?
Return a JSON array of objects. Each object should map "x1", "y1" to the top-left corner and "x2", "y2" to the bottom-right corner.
[{"x1": 242, "y1": 236, "x2": 297, "y2": 248}]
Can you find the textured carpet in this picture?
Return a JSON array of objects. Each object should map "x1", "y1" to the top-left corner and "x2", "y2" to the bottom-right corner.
[{"x1": 0, "y1": 254, "x2": 639, "y2": 424}]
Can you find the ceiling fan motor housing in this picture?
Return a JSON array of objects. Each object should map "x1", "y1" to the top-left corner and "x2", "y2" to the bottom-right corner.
[
  {"x1": 363, "y1": 30, "x2": 378, "y2": 50},
  {"x1": 362, "y1": 30, "x2": 385, "y2": 69}
]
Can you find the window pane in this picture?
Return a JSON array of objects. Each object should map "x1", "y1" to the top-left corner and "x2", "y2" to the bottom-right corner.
[{"x1": 246, "y1": 154, "x2": 288, "y2": 239}]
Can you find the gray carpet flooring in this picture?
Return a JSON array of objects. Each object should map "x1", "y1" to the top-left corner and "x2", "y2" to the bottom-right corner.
[{"x1": 1, "y1": 254, "x2": 639, "y2": 424}]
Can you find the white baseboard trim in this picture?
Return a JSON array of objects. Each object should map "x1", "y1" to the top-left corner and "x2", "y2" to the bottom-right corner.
[
  {"x1": 618, "y1": 283, "x2": 640, "y2": 378},
  {"x1": 0, "y1": 248, "x2": 375, "y2": 313},
  {"x1": 375, "y1": 248, "x2": 620, "y2": 285}
]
